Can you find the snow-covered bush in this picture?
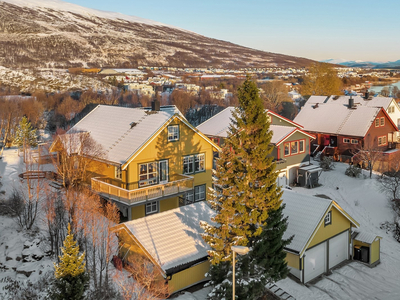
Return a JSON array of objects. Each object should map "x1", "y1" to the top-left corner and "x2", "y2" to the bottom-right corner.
[
  {"x1": 345, "y1": 165, "x2": 362, "y2": 178},
  {"x1": 320, "y1": 156, "x2": 335, "y2": 171}
]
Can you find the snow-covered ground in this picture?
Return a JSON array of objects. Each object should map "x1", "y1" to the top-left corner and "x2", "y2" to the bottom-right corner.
[{"x1": 175, "y1": 163, "x2": 400, "y2": 300}]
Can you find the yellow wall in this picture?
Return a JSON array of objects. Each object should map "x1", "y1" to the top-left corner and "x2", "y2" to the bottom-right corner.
[
  {"x1": 308, "y1": 206, "x2": 351, "y2": 249},
  {"x1": 125, "y1": 117, "x2": 215, "y2": 199},
  {"x1": 169, "y1": 260, "x2": 210, "y2": 293},
  {"x1": 354, "y1": 239, "x2": 380, "y2": 264},
  {"x1": 131, "y1": 205, "x2": 145, "y2": 220},
  {"x1": 160, "y1": 197, "x2": 179, "y2": 213},
  {"x1": 285, "y1": 252, "x2": 300, "y2": 269}
]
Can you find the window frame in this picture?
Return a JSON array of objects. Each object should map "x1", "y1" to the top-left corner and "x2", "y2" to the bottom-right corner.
[
  {"x1": 185, "y1": 190, "x2": 194, "y2": 204},
  {"x1": 115, "y1": 166, "x2": 122, "y2": 180},
  {"x1": 375, "y1": 118, "x2": 379, "y2": 127},
  {"x1": 324, "y1": 211, "x2": 332, "y2": 226},
  {"x1": 380, "y1": 117, "x2": 385, "y2": 126},
  {"x1": 343, "y1": 138, "x2": 350, "y2": 144},
  {"x1": 139, "y1": 162, "x2": 158, "y2": 187},
  {"x1": 284, "y1": 139, "x2": 306, "y2": 156},
  {"x1": 167, "y1": 125, "x2": 179, "y2": 142},
  {"x1": 183, "y1": 153, "x2": 206, "y2": 174},
  {"x1": 299, "y1": 140, "x2": 305, "y2": 153},
  {"x1": 145, "y1": 201, "x2": 158, "y2": 215},
  {"x1": 378, "y1": 135, "x2": 387, "y2": 146},
  {"x1": 351, "y1": 139, "x2": 358, "y2": 144},
  {"x1": 194, "y1": 184, "x2": 206, "y2": 201},
  {"x1": 284, "y1": 142, "x2": 290, "y2": 156}
]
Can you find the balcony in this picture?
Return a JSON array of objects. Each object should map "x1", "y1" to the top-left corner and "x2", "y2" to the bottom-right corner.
[{"x1": 91, "y1": 174, "x2": 194, "y2": 205}]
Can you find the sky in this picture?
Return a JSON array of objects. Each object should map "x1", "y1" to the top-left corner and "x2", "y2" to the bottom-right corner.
[{"x1": 65, "y1": 0, "x2": 400, "y2": 62}]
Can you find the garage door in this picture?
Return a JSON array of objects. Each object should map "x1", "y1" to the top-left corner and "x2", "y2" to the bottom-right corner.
[
  {"x1": 304, "y1": 242, "x2": 326, "y2": 283},
  {"x1": 329, "y1": 231, "x2": 348, "y2": 269}
]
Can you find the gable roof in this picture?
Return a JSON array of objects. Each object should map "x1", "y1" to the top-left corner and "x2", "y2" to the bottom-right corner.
[
  {"x1": 64, "y1": 105, "x2": 218, "y2": 166},
  {"x1": 294, "y1": 103, "x2": 385, "y2": 137},
  {"x1": 119, "y1": 202, "x2": 215, "y2": 273},
  {"x1": 196, "y1": 107, "x2": 311, "y2": 143},
  {"x1": 281, "y1": 190, "x2": 359, "y2": 256}
]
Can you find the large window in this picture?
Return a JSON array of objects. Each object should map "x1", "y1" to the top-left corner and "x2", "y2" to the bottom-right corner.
[
  {"x1": 183, "y1": 154, "x2": 205, "y2": 174},
  {"x1": 146, "y1": 201, "x2": 158, "y2": 215},
  {"x1": 139, "y1": 162, "x2": 158, "y2": 187},
  {"x1": 194, "y1": 185, "x2": 206, "y2": 201},
  {"x1": 168, "y1": 125, "x2": 179, "y2": 141},
  {"x1": 284, "y1": 139, "x2": 306, "y2": 156}
]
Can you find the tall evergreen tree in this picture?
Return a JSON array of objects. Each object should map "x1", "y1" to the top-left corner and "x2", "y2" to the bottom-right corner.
[
  {"x1": 14, "y1": 116, "x2": 37, "y2": 148},
  {"x1": 202, "y1": 77, "x2": 286, "y2": 299},
  {"x1": 52, "y1": 223, "x2": 89, "y2": 300}
]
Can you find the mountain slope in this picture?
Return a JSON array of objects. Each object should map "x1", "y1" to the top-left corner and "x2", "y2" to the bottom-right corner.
[{"x1": 0, "y1": 0, "x2": 314, "y2": 69}]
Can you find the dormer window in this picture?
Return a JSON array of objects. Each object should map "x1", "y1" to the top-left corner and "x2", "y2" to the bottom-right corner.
[
  {"x1": 324, "y1": 211, "x2": 332, "y2": 226},
  {"x1": 168, "y1": 125, "x2": 179, "y2": 141}
]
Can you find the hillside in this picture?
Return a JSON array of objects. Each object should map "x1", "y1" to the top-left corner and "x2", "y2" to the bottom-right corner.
[{"x1": 0, "y1": 0, "x2": 315, "y2": 69}]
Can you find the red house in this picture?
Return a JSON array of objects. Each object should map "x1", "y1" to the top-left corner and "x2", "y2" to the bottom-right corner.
[{"x1": 294, "y1": 98, "x2": 399, "y2": 161}]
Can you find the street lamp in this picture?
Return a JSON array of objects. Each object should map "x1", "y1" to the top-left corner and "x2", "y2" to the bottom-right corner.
[{"x1": 231, "y1": 246, "x2": 250, "y2": 300}]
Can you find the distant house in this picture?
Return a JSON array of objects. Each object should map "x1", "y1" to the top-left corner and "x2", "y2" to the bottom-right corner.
[
  {"x1": 294, "y1": 97, "x2": 399, "y2": 162},
  {"x1": 196, "y1": 107, "x2": 316, "y2": 187},
  {"x1": 51, "y1": 103, "x2": 219, "y2": 221}
]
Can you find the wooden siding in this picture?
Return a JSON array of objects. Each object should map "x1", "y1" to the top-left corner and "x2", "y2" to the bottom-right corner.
[
  {"x1": 285, "y1": 252, "x2": 300, "y2": 269},
  {"x1": 279, "y1": 131, "x2": 311, "y2": 167},
  {"x1": 354, "y1": 239, "x2": 380, "y2": 265},
  {"x1": 160, "y1": 197, "x2": 179, "y2": 213},
  {"x1": 308, "y1": 206, "x2": 352, "y2": 249},
  {"x1": 168, "y1": 260, "x2": 210, "y2": 293},
  {"x1": 131, "y1": 205, "x2": 145, "y2": 220}
]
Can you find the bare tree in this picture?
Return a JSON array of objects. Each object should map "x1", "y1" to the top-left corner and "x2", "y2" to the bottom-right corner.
[
  {"x1": 260, "y1": 80, "x2": 291, "y2": 112},
  {"x1": 353, "y1": 136, "x2": 384, "y2": 178},
  {"x1": 113, "y1": 256, "x2": 170, "y2": 300}
]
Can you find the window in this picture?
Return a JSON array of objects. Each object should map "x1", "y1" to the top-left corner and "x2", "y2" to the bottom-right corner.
[
  {"x1": 378, "y1": 136, "x2": 387, "y2": 146},
  {"x1": 380, "y1": 117, "x2": 385, "y2": 126},
  {"x1": 388, "y1": 106, "x2": 394, "y2": 113},
  {"x1": 324, "y1": 211, "x2": 332, "y2": 226},
  {"x1": 168, "y1": 125, "x2": 179, "y2": 141},
  {"x1": 185, "y1": 190, "x2": 194, "y2": 204},
  {"x1": 183, "y1": 154, "x2": 205, "y2": 174},
  {"x1": 343, "y1": 138, "x2": 350, "y2": 143},
  {"x1": 115, "y1": 166, "x2": 122, "y2": 180},
  {"x1": 284, "y1": 143, "x2": 290, "y2": 156},
  {"x1": 194, "y1": 185, "x2": 206, "y2": 201},
  {"x1": 211, "y1": 137, "x2": 220, "y2": 146},
  {"x1": 139, "y1": 162, "x2": 158, "y2": 187},
  {"x1": 299, "y1": 140, "x2": 305, "y2": 153},
  {"x1": 291, "y1": 141, "x2": 298, "y2": 154},
  {"x1": 375, "y1": 118, "x2": 379, "y2": 127},
  {"x1": 146, "y1": 201, "x2": 158, "y2": 215},
  {"x1": 351, "y1": 139, "x2": 358, "y2": 144}
]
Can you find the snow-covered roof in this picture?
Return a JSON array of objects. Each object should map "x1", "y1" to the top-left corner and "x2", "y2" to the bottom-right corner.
[
  {"x1": 282, "y1": 190, "x2": 331, "y2": 254},
  {"x1": 68, "y1": 105, "x2": 181, "y2": 165},
  {"x1": 196, "y1": 107, "x2": 309, "y2": 143},
  {"x1": 122, "y1": 202, "x2": 214, "y2": 272},
  {"x1": 294, "y1": 103, "x2": 381, "y2": 137},
  {"x1": 353, "y1": 229, "x2": 381, "y2": 244},
  {"x1": 307, "y1": 95, "x2": 394, "y2": 109}
]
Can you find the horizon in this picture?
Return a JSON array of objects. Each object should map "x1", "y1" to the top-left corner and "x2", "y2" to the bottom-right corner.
[{"x1": 58, "y1": 0, "x2": 400, "y2": 62}]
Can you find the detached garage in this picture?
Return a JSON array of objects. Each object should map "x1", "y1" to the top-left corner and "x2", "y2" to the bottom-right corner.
[{"x1": 282, "y1": 190, "x2": 360, "y2": 283}]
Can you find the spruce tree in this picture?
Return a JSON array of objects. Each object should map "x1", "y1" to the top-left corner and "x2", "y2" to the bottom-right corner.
[
  {"x1": 14, "y1": 116, "x2": 37, "y2": 148},
  {"x1": 52, "y1": 223, "x2": 89, "y2": 300},
  {"x1": 202, "y1": 77, "x2": 285, "y2": 299}
]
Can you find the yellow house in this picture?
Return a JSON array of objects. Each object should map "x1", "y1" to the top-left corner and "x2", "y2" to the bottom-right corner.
[
  {"x1": 282, "y1": 190, "x2": 360, "y2": 283},
  {"x1": 113, "y1": 202, "x2": 214, "y2": 294},
  {"x1": 51, "y1": 103, "x2": 219, "y2": 220}
]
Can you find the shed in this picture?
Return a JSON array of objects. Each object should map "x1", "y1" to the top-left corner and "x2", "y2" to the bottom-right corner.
[
  {"x1": 352, "y1": 229, "x2": 382, "y2": 267},
  {"x1": 298, "y1": 165, "x2": 322, "y2": 188}
]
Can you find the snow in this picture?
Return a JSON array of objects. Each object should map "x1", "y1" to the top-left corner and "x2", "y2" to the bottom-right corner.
[{"x1": 2, "y1": 0, "x2": 185, "y2": 30}]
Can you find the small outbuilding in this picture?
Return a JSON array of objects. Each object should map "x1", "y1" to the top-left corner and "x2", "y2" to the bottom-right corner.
[
  {"x1": 113, "y1": 202, "x2": 215, "y2": 294},
  {"x1": 297, "y1": 165, "x2": 322, "y2": 188},
  {"x1": 352, "y1": 229, "x2": 382, "y2": 267}
]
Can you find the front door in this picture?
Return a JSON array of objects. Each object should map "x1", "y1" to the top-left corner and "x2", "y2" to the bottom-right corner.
[{"x1": 159, "y1": 160, "x2": 168, "y2": 184}]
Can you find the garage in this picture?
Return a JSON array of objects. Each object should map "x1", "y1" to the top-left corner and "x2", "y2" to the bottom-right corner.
[
  {"x1": 304, "y1": 242, "x2": 327, "y2": 283},
  {"x1": 329, "y1": 231, "x2": 349, "y2": 269}
]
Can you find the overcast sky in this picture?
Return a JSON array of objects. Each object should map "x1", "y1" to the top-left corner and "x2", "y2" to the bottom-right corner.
[{"x1": 66, "y1": 0, "x2": 400, "y2": 62}]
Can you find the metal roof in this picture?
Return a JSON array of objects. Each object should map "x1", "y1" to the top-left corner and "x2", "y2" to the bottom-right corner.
[
  {"x1": 196, "y1": 107, "x2": 306, "y2": 144},
  {"x1": 282, "y1": 190, "x2": 332, "y2": 254},
  {"x1": 352, "y1": 229, "x2": 381, "y2": 244},
  {"x1": 294, "y1": 103, "x2": 381, "y2": 137},
  {"x1": 312, "y1": 95, "x2": 394, "y2": 109},
  {"x1": 67, "y1": 105, "x2": 181, "y2": 164},
  {"x1": 123, "y1": 202, "x2": 215, "y2": 272}
]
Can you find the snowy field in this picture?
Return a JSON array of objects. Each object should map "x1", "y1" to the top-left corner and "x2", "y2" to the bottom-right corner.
[{"x1": 1, "y1": 147, "x2": 400, "y2": 299}]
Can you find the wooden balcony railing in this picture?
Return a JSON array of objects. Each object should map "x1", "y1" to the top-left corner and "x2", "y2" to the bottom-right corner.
[{"x1": 91, "y1": 174, "x2": 194, "y2": 205}]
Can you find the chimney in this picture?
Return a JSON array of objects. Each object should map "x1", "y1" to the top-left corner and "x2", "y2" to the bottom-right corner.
[
  {"x1": 151, "y1": 99, "x2": 160, "y2": 111},
  {"x1": 365, "y1": 90, "x2": 370, "y2": 100},
  {"x1": 348, "y1": 96, "x2": 354, "y2": 108},
  {"x1": 313, "y1": 103, "x2": 319, "y2": 109}
]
